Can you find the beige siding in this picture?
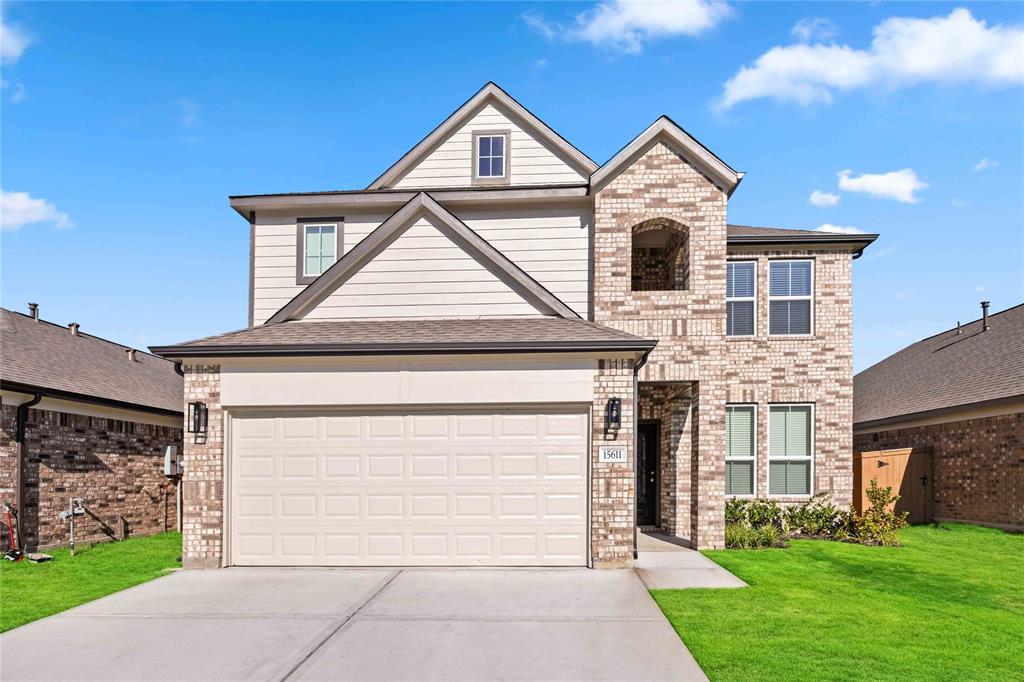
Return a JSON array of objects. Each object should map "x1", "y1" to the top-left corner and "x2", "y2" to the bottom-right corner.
[
  {"x1": 305, "y1": 216, "x2": 541, "y2": 319},
  {"x1": 252, "y1": 206, "x2": 592, "y2": 324},
  {"x1": 391, "y1": 104, "x2": 585, "y2": 188}
]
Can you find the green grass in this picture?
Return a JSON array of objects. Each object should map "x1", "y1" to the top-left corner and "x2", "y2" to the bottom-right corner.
[
  {"x1": 0, "y1": 532, "x2": 181, "y2": 632},
  {"x1": 652, "y1": 524, "x2": 1024, "y2": 682}
]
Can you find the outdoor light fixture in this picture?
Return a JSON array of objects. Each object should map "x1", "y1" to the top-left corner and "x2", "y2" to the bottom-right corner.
[
  {"x1": 188, "y1": 401, "x2": 208, "y2": 444},
  {"x1": 606, "y1": 397, "x2": 622, "y2": 430}
]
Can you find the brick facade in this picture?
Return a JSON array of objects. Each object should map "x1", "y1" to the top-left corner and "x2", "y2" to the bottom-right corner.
[
  {"x1": 181, "y1": 364, "x2": 224, "y2": 568},
  {"x1": 854, "y1": 412, "x2": 1024, "y2": 529},
  {"x1": 0, "y1": 403, "x2": 182, "y2": 550},
  {"x1": 594, "y1": 142, "x2": 856, "y2": 549}
]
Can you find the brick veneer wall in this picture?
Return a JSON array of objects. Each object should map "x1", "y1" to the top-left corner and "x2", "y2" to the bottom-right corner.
[
  {"x1": 591, "y1": 357, "x2": 637, "y2": 568},
  {"x1": 181, "y1": 364, "x2": 224, "y2": 568},
  {"x1": 854, "y1": 412, "x2": 1024, "y2": 529},
  {"x1": 594, "y1": 141, "x2": 856, "y2": 548},
  {"x1": 0, "y1": 403, "x2": 181, "y2": 550}
]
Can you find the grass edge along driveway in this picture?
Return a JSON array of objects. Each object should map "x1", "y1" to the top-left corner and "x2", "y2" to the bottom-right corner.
[
  {"x1": 652, "y1": 524, "x2": 1024, "y2": 682},
  {"x1": 0, "y1": 532, "x2": 181, "y2": 632}
]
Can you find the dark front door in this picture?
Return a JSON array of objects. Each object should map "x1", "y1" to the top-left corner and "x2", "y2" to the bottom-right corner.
[{"x1": 637, "y1": 422, "x2": 659, "y2": 526}]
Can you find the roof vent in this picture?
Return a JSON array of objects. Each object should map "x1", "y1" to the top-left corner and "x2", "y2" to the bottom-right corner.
[
  {"x1": 981, "y1": 301, "x2": 990, "y2": 331},
  {"x1": 126, "y1": 348, "x2": 138, "y2": 362},
  {"x1": 28, "y1": 302, "x2": 39, "y2": 320},
  {"x1": 956, "y1": 321, "x2": 961, "y2": 335},
  {"x1": 69, "y1": 322, "x2": 80, "y2": 336}
]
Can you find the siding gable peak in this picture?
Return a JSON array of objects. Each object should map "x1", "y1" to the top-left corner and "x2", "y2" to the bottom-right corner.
[{"x1": 368, "y1": 83, "x2": 597, "y2": 190}]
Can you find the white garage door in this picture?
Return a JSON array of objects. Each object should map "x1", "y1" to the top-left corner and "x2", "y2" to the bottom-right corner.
[{"x1": 230, "y1": 408, "x2": 589, "y2": 567}]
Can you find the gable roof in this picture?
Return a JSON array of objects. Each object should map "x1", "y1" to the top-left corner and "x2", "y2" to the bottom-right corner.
[
  {"x1": 150, "y1": 317, "x2": 655, "y2": 358},
  {"x1": 367, "y1": 82, "x2": 598, "y2": 189},
  {"x1": 854, "y1": 303, "x2": 1024, "y2": 427},
  {"x1": 1, "y1": 307, "x2": 183, "y2": 415},
  {"x1": 727, "y1": 224, "x2": 878, "y2": 251},
  {"x1": 591, "y1": 116, "x2": 742, "y2": 196},
  {"x1": 266, "y1": 192, "x2": 580, "y2": 324}
]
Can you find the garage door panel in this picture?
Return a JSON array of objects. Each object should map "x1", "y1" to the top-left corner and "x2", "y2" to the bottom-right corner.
[{"x1": 231, "y1": 409, "x2": 589, "y2": 566}]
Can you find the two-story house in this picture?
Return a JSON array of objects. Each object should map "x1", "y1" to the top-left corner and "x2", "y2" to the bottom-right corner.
[{"x1": 152, "y1": 83, "x2": 876, "y2": 569}]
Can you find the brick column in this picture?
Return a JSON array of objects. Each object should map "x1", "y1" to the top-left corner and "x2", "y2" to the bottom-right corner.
[
  {"x1": 591, "y1": 357, "x2": 636, "y2": 568},
  {"x1": 690, "y1": 383, "x2": 726, "y2": 549},
  {"x1": 182, "y1": 364, "x2": 224, "y2": 568}
]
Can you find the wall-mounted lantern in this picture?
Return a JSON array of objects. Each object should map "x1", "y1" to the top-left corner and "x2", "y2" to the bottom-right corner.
[
  {"x1": 188, "y1": 401, "x2": 208, "y2": 444},
  {"x1": 606, "y1": 397, "x2": 622, "y2": 431}
]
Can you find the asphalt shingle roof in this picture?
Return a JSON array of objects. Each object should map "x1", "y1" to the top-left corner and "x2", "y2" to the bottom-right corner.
[
  {"x1": 151, "y1": 317, "x2": 655, "y2": 356},
  {"x1": 1, "y1": 308, "x2": 183, "y2": 414},
  {"x1": 853, "y1": 303, "x2": 1024, "y2": 425}
]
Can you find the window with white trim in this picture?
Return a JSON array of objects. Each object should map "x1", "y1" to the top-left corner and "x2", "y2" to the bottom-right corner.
[
  {"x1": 768, "y1": 404, "x2": 812, "y2": 496},
  {"x1": 303, "y1": 224, "x2": 337, "y2": 277},
  {"x1": 769, "y1": 260, "x2": 812, "y2": 335},
  {"x1": 476, "y1": 135, "x2": 506, "y2": 178},
  {"x1": 727, "y1": 261, "x2": 756, "y2": 336},
  {"x1": 726, "y1": 405, "x2": 755, "y2": 496}
]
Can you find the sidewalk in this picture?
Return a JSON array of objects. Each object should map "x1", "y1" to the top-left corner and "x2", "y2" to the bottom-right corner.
[{"x1": 634, "y1": 532, "x2": 747, "y2": 590}]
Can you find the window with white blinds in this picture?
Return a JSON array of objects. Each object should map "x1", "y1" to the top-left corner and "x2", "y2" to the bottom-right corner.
[
  {"x1": 727, "y1": 261, "x2": 756, "y2": 336},
  {"x1": 768, "y1": 260, "x2": 812, "y2": 335},
  {"x1": 768, "y1": 405, "x2": 812, "y2": 495},
  {"x1": 725, "y1": 405, "x2": 755, "y2": 496}
]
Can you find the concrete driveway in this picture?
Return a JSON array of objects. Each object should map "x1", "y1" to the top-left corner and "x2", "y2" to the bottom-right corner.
[{"x1": 1, "y1": 567, "x2": 705, "y2": 681}]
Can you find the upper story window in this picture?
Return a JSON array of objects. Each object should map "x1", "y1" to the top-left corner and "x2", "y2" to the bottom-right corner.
[
  {"x1": 631, "y1": 218, "x2": 689, "y2": 291},
  {"x1": 473, "y1": 131, "x2": 509, "y2": 183},
  {"x1": 295, "y1": 219, "x2": 342, "y2": 285},
  {"x1": 769, "y1": 260, "x2": 813, "y2": 335},
  {"x1": 726, "y1": 261, "x2": 756, "y2": 336}
]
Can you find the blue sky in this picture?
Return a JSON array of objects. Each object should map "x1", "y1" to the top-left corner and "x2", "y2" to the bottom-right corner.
[{"x1": 2, "y1": 1, "x2": 1021, "y2": 372}]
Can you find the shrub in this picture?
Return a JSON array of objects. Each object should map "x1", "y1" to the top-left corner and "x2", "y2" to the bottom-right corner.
[
  {"x1": 785, "y1": 492, "x2": 850, "y2": 538},
  {"x1": 852, "y1": 479, "x2": 909, "y2": 546},
  {"x1": 725, "y1": 497, "x2": 749, "y2": 526},
  {"x1": 726, "y1": 521, "x2": 786, "y2": 549},
  {"x1": 747, "y1": 498, "x2": 783, "y2": 530}
]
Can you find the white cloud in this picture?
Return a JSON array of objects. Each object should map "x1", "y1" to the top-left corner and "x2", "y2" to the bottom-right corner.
[
  {"x1": 809, "y1": 190, "x2": 840, "y2": 207},
  {"x1": 973, "y1": 157, "x2": 997, "y2": 171},
  {"x1": 535, "y1": 57, "x2": 549, "y2": 68},
  {"x1": 717, "y1": 8, "x2": 1024, "y2": 110},
  {"x1": 974, "y1": 284, "x2": 985, "y2": 292},
  {"x1": 1, "y1": 14, "x2": 31, "y2": 65},
  {"x1": 814, "y1": 224, "x2": 864, "y2": 234},
  {"x1": 792, "y1": 17, "x2": 838, "y2": 43},
  {"x1": 951, "y1": 198, "x2": 968, "y2": 208},
  {"x1": 525, "y1": 0, "x2": 733, "y2": 55},
  {"x1": 0, "y1": 190, "x2": 73, "y2": 231},
  {"x1": 177, "y1": 98, "x2": 201, "y2": 128},
  {"x1": 838, "y1": 168, "x2": 927, "y2": 203}
]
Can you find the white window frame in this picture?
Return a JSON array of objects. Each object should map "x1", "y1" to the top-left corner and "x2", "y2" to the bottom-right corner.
[
  {"x1": 768, "y1": 259, "x2": 814, "y2": 337},
  {"x1": 726, "y1": 260, "x2": 757, "y2": 337},
  {"x1": 725, "y1": 403, "x2": 757, "y2": 498},
  {"x1": 302, "y1": 223, "x2": 339, "y2": 278},
  {"x1": 472, "y1": 130, "x2": 511, "y2": 185},
  {"x1": 766, "y1": 403, "x2": 815, "y2": 498}
]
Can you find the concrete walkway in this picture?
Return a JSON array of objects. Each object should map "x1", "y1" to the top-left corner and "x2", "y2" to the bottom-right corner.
[
  {"x1": 634, "y1": 532, "x2": 747, "y2": 590},
  {"x1": 1, "y1": 566, "x2": 707, "y2": 681}
]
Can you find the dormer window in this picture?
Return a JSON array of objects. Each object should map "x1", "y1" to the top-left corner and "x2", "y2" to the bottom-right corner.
[{"x1": 473, "y1": 131, "x2": 510, "y2": 184}]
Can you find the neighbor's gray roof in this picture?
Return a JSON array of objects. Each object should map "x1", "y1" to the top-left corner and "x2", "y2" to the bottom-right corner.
[
  {"x1": 727, "y1": 224, "x2": 878, "y2": 244},
  {"x1": 854, "y1": 303, "x2": 1024, "y2": 427},
  {"x1": 150, "y1": 317, "x2": 656, "y2": 358},
  {"x1": 1, "y1": 308, "x2": 183, "y2": 414}
]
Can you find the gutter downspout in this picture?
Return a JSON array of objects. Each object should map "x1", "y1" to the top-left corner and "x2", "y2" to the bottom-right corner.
[
  {"x1": 14, "y1": 393, "x2": 42, "y2": 550},
  {"x1": 632, "y1": 348, "x2": 653, "y2": 561}
]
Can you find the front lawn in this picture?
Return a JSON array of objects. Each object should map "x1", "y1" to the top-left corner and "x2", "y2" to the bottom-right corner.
[
  {"x1": 0, "y1": 532, "x2": 181, "y2": 632},
  {"x1": 653, "y1": 524, "x2": 1024, "y2": 681}
]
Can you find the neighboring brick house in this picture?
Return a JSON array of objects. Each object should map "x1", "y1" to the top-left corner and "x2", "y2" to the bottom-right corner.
[
  {"x1": 854, "y1": 302, "x2": 1024, "y2": 531},
  {"x1": 151, "y1": 83, "x2": 876, "y2": 569},
  {"x1": 1, "y1": 305, "x2": 184, "y2": 550}
]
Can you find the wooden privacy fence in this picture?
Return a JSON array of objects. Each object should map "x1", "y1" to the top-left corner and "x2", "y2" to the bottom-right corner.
[{"x1": 853, "y1": 447, "x2": 933, "y2": 524}]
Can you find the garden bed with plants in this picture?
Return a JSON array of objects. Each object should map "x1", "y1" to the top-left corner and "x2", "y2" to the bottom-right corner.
[{"x1": 726, "y1": 480, "x2": 908, "y2": 549}]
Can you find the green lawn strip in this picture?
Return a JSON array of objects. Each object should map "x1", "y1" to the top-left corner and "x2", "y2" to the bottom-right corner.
[
  {"x1": 0, "y1": 532, "x2": 182, "y2": 632},
  {"x1": 652, "y1": 524, "x2": 1024, "y2": 682}
]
